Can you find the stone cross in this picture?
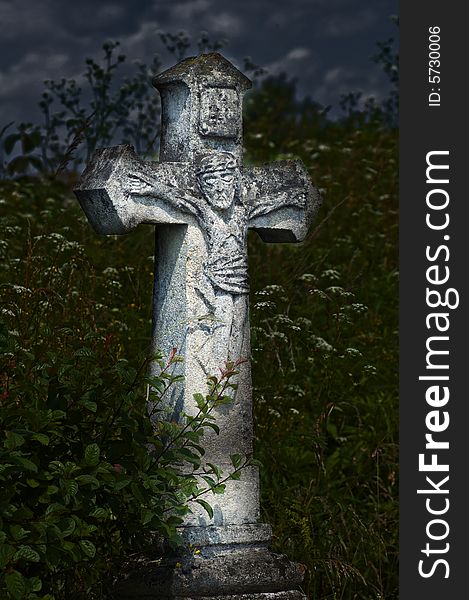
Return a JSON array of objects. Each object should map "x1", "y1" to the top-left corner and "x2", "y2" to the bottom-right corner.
[{"x1": 75, "y1": 53, "x2": 321, "y2": 598}]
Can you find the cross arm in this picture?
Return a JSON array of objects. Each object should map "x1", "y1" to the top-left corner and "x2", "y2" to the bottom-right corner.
[
  {"x1": 243, "y1": 160, "x2": 321, "y2": 243},
  {"x1": 74, "y1": 145, "x2": 194, "y2": 235},
  {"x1": 126, "y1": 169, "x2": 202, "y2": 218}
]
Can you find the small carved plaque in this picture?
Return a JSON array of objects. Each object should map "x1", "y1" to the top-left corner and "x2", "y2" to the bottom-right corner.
[{"x1": 199, "y1": 86, "x2": 240, "y2": 138}]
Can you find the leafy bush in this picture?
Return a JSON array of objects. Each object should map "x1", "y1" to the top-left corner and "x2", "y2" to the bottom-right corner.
[
  {"x1": 0, "y1": 335, "x2": 243, "y2": 599},
  {"x1": 0, "y1": 180, "x2": 247, "y2": 598}
]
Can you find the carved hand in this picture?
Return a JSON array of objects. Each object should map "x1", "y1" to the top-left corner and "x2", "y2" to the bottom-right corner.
[
  {"x1": 287, "y1": 191, "x2": 307, "y2": 209},
  {"x1": 127, "y1": 173, "x2": 156, "y2": 197}
]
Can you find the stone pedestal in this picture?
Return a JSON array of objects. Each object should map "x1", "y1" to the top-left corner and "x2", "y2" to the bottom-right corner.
[{"x1": 114, "y1": 525, "x2": 307, "y2": 599}]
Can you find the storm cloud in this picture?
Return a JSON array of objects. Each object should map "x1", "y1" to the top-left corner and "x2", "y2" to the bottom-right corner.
[{"x1": 0, "y1": 0, "x2": 398, "y2": 125}]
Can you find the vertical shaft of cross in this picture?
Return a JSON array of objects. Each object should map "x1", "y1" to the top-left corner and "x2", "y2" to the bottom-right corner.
[{"x1": 151, "y1": 55, "x2": 258, "y2": 527}]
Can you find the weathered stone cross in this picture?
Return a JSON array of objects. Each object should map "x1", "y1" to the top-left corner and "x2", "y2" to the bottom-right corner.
[{"x1": 75, "y1": 53, "x2": 320, "y2": 598}]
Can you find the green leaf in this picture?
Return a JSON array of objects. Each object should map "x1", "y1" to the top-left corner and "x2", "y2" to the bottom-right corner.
[
  {"x1": 88, "y1": 507, "x2": 107, "y2": 519},
  {"x1": 217, "y1": 395, "x2": 233, "y2": 405},
  {"x1": 81, "y1": 399, "x2": 97, "y2": 412},
  {"x1": 130, "y1": 482, "x2": 145, "y2": 503},
  {"x1": 182, "y1": 430, "x2": 204, "y2": 443},
  {"x1": 212, "y1": 484, "x2": 226, "y2": 494},
  {"x1": 29, "y1": 577, "x2": 42, "y2": 592},
  {"x1": 84, "y1": 443, "x2": 100, "y2": 466},
  {"x1": 10, "y1": 454, "x2": 37, "y2": 472},
  {"x1": 10, "y1": 525, "x2": 29, "y2": 541},
  {"x1": 0, "y1": 120, "x2": 14, "y2": 140},
  {"x1": 46, "y1": 544, "x2": 63, "y2": 566},
  {"x1": 113, "y1": 478, "x2": 131, "y2": 490},
  {"x1": 5, "y1": 571, "x2": 26, "y2": 599},
  {"x1": 31, "y1": 433, "x2": 50, "y2": 445},
  {"x1": 193, "y1": 393, "x2": 207, "y2": 410},
  {"x1": 4, "y1": 431, "x2": 25, "y2": 449},
  {"x1": 45, "y1": 503, "x2": 66, "y2": 517},
  {"x1": 230, "y1": 453, "x2": 242, "y2": 469},
  {"x1": 75, "y1": 474, "x2": 99, "y2": 488},
  {"x1": 57, "y1": 517, "x2": 76, "y2": 537},
  {"x1": 14, "y1": 545, "x2": 41, "y2": 562},
  {"x1": 203, "y1": 422, "x2": 220, "y2": 435},
  {"x1": 3, "y1": 133, "x2": 20, "y2": 155},
  {"x1": 187, "y1": 443, "x2": 205, "y2": 456},
  {"x1": 7, "y1": 155, "x2": 30, "y2": 174},
  {"x1": 74, "y1": 347, "x2": 94, "y2": 358},
  {"x1": 0, "y1": 544, "x2": 16, "y2": 568},
  {"x1": 206, "y1": 463, "x2": 222, "y2": 479},
  {"x1": 21, "y1": 132, "x2": 40, "y2": 154},
  {"x1": 64, "y1": 480, "x2": 79, "y2": 496},
  {"x1": 48, "y1": 461, "x2": 64, "y2": 474},
  {"x1": 178, "y1": 448, "x2": 201, "y2": 466},
  {"x1": 13, "y1": 506, "x2": 33, "y2": 520},
  {"x1": 62, "y1": 540, "x2": 75, "y2": 551},
  {"x1": 201, "y1": 475, "x2": 216, "y2": 488},
  {"x1": 27, "y1": 155, "x2": 43, "y2": 171},
  {"x1": 141, "y1": 509, "x2": 154, "y2": 525},
  {"x1": 194, "y1": 498, "x2": 213, "y2": 519},
  {"x1": 79, "y1": 539, "x2": 96, "y2": 558}
]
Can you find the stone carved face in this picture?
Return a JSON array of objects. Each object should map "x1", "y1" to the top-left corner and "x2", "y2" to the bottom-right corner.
[{"x1": 197, "y1": 152, "x2": 239, "y2": 211}]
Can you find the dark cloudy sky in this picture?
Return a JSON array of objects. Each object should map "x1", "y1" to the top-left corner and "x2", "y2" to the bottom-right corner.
[{"x1": 1, "y1": 0, "x2": 398, "y2": 125}]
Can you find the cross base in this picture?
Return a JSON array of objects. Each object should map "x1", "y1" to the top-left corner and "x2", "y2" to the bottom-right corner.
[{"x1": 113, "y1": 524, "x2": 307, "y2": 599}]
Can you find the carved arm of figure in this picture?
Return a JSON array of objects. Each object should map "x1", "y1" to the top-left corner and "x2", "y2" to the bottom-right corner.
[
  {"x1": 248, "y1": 188, "x2": 307, "y2": 219},
  {"x1": 127, "y1": 171, "x2": 202, "y2": 217}
]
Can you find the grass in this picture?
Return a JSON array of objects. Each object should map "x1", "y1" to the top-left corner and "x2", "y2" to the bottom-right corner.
[{"x1": 247, "y1": 117, "x2": 398, "y2": 599}]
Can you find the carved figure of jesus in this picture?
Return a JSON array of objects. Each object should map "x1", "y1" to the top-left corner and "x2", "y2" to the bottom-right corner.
[{"x1": 127, "y1": 150, "x2": 307, "y2": 367}]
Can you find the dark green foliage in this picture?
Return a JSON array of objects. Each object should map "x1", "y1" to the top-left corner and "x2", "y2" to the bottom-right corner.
[
  {"x1": 0, "y1": 180, "x2": 247, "y2": 598},
  {"x1": 245, "y1": 89, "x2": 398, "y2": 598}
]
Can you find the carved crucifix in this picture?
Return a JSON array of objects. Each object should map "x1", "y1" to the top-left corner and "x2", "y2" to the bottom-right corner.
[{"x1": 74, "y1": 53, "x2": 321, "y2": 529}]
